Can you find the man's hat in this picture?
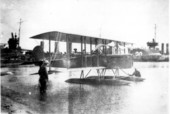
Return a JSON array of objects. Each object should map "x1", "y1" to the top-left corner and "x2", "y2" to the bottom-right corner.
[{"x1": 43, "y1": 60, "x2": 49, "y2": 64}]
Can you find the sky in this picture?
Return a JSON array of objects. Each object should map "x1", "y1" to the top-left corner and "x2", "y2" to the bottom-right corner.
[{"x1": 0, "y1": 0, "x2": 169, "y2": 50}]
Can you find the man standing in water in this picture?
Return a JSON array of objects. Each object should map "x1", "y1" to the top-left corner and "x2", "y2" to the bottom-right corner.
[{"x1": 38, "y1": 60, "x2": 49, "y2": 93}]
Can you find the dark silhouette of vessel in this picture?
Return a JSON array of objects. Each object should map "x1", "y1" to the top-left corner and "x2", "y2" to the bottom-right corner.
[{"x1": 131, "y1": 25, "x2": 169, "y2": 62}]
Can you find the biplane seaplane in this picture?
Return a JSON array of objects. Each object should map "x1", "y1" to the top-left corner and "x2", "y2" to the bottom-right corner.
[{"x1": 31, "y1": 31, "x2": 144, "y2": 85}]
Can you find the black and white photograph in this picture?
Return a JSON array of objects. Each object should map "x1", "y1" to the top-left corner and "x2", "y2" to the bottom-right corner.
[{"x1": 0, "y1": 0, "x2": 169, "y2": 114}]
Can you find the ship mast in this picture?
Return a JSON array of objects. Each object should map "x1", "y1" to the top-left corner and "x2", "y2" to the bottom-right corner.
[
  {"x1": 154, "y1": 24, "x2": 156, "y2": 41},
  {"x1": 147, "y1": 24, "x2": 158, "y2": 49},
  {"x1": 18, "y1": 19, "x2": 23, "y2": 47}
]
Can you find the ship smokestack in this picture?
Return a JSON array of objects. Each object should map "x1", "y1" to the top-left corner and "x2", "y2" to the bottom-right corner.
[
  {"x1": 166, "y1": 43, "x2": 169, "y2": 55},
  {"x1": 161, "y1": 43, "x2": 164, "y2": 54},
  {"x1": 11, "y1": 32, "x2": 14, "y2": 39}
]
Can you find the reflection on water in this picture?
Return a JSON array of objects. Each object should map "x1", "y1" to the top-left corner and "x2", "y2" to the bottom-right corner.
[
  {"x1": 1, "y1": 62, "x2": 169, "y2": 114},
  {"x1": 67, "y1": 85, "x2": 129, "y2": 114},
  {"x1": 38, "y1": 92, "x2": 48, "y2": 114},
  {"x1": 39, "y1": 92, "x2": 47, "y2": 102}
]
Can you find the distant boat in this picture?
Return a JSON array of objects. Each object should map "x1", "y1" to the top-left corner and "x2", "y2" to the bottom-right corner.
[
  {"x1": 131, "y1": 25, "x2": 169, "y2": 62},
  {"x1": 0, "y1": 20, "x2": 34, "y2": 67}
]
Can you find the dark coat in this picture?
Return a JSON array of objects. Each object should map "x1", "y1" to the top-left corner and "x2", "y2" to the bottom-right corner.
[{"x1": 38, "y1": 66, "x2": 48, "y2": 80}]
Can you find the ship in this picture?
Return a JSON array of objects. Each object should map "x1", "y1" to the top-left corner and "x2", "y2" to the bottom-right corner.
[
  {"x1": 0, "y1": 19, "x2": 34, "y2": 67},
  {"x1": 131, "y1": 25, "x2": 169, "y2": 62}
]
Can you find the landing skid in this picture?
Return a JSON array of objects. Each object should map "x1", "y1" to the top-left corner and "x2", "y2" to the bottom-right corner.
[
  {"x1": 65, "y1": 68, "x2": 131, "y2": 85},
  {"x1": 65, "y1": 67, "x2": 145, "y2": 85}
]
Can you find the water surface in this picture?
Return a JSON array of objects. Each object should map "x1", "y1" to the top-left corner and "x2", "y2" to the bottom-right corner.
[{"x1": 1, "y1": 62, "x2": 169, "y2": 114}]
